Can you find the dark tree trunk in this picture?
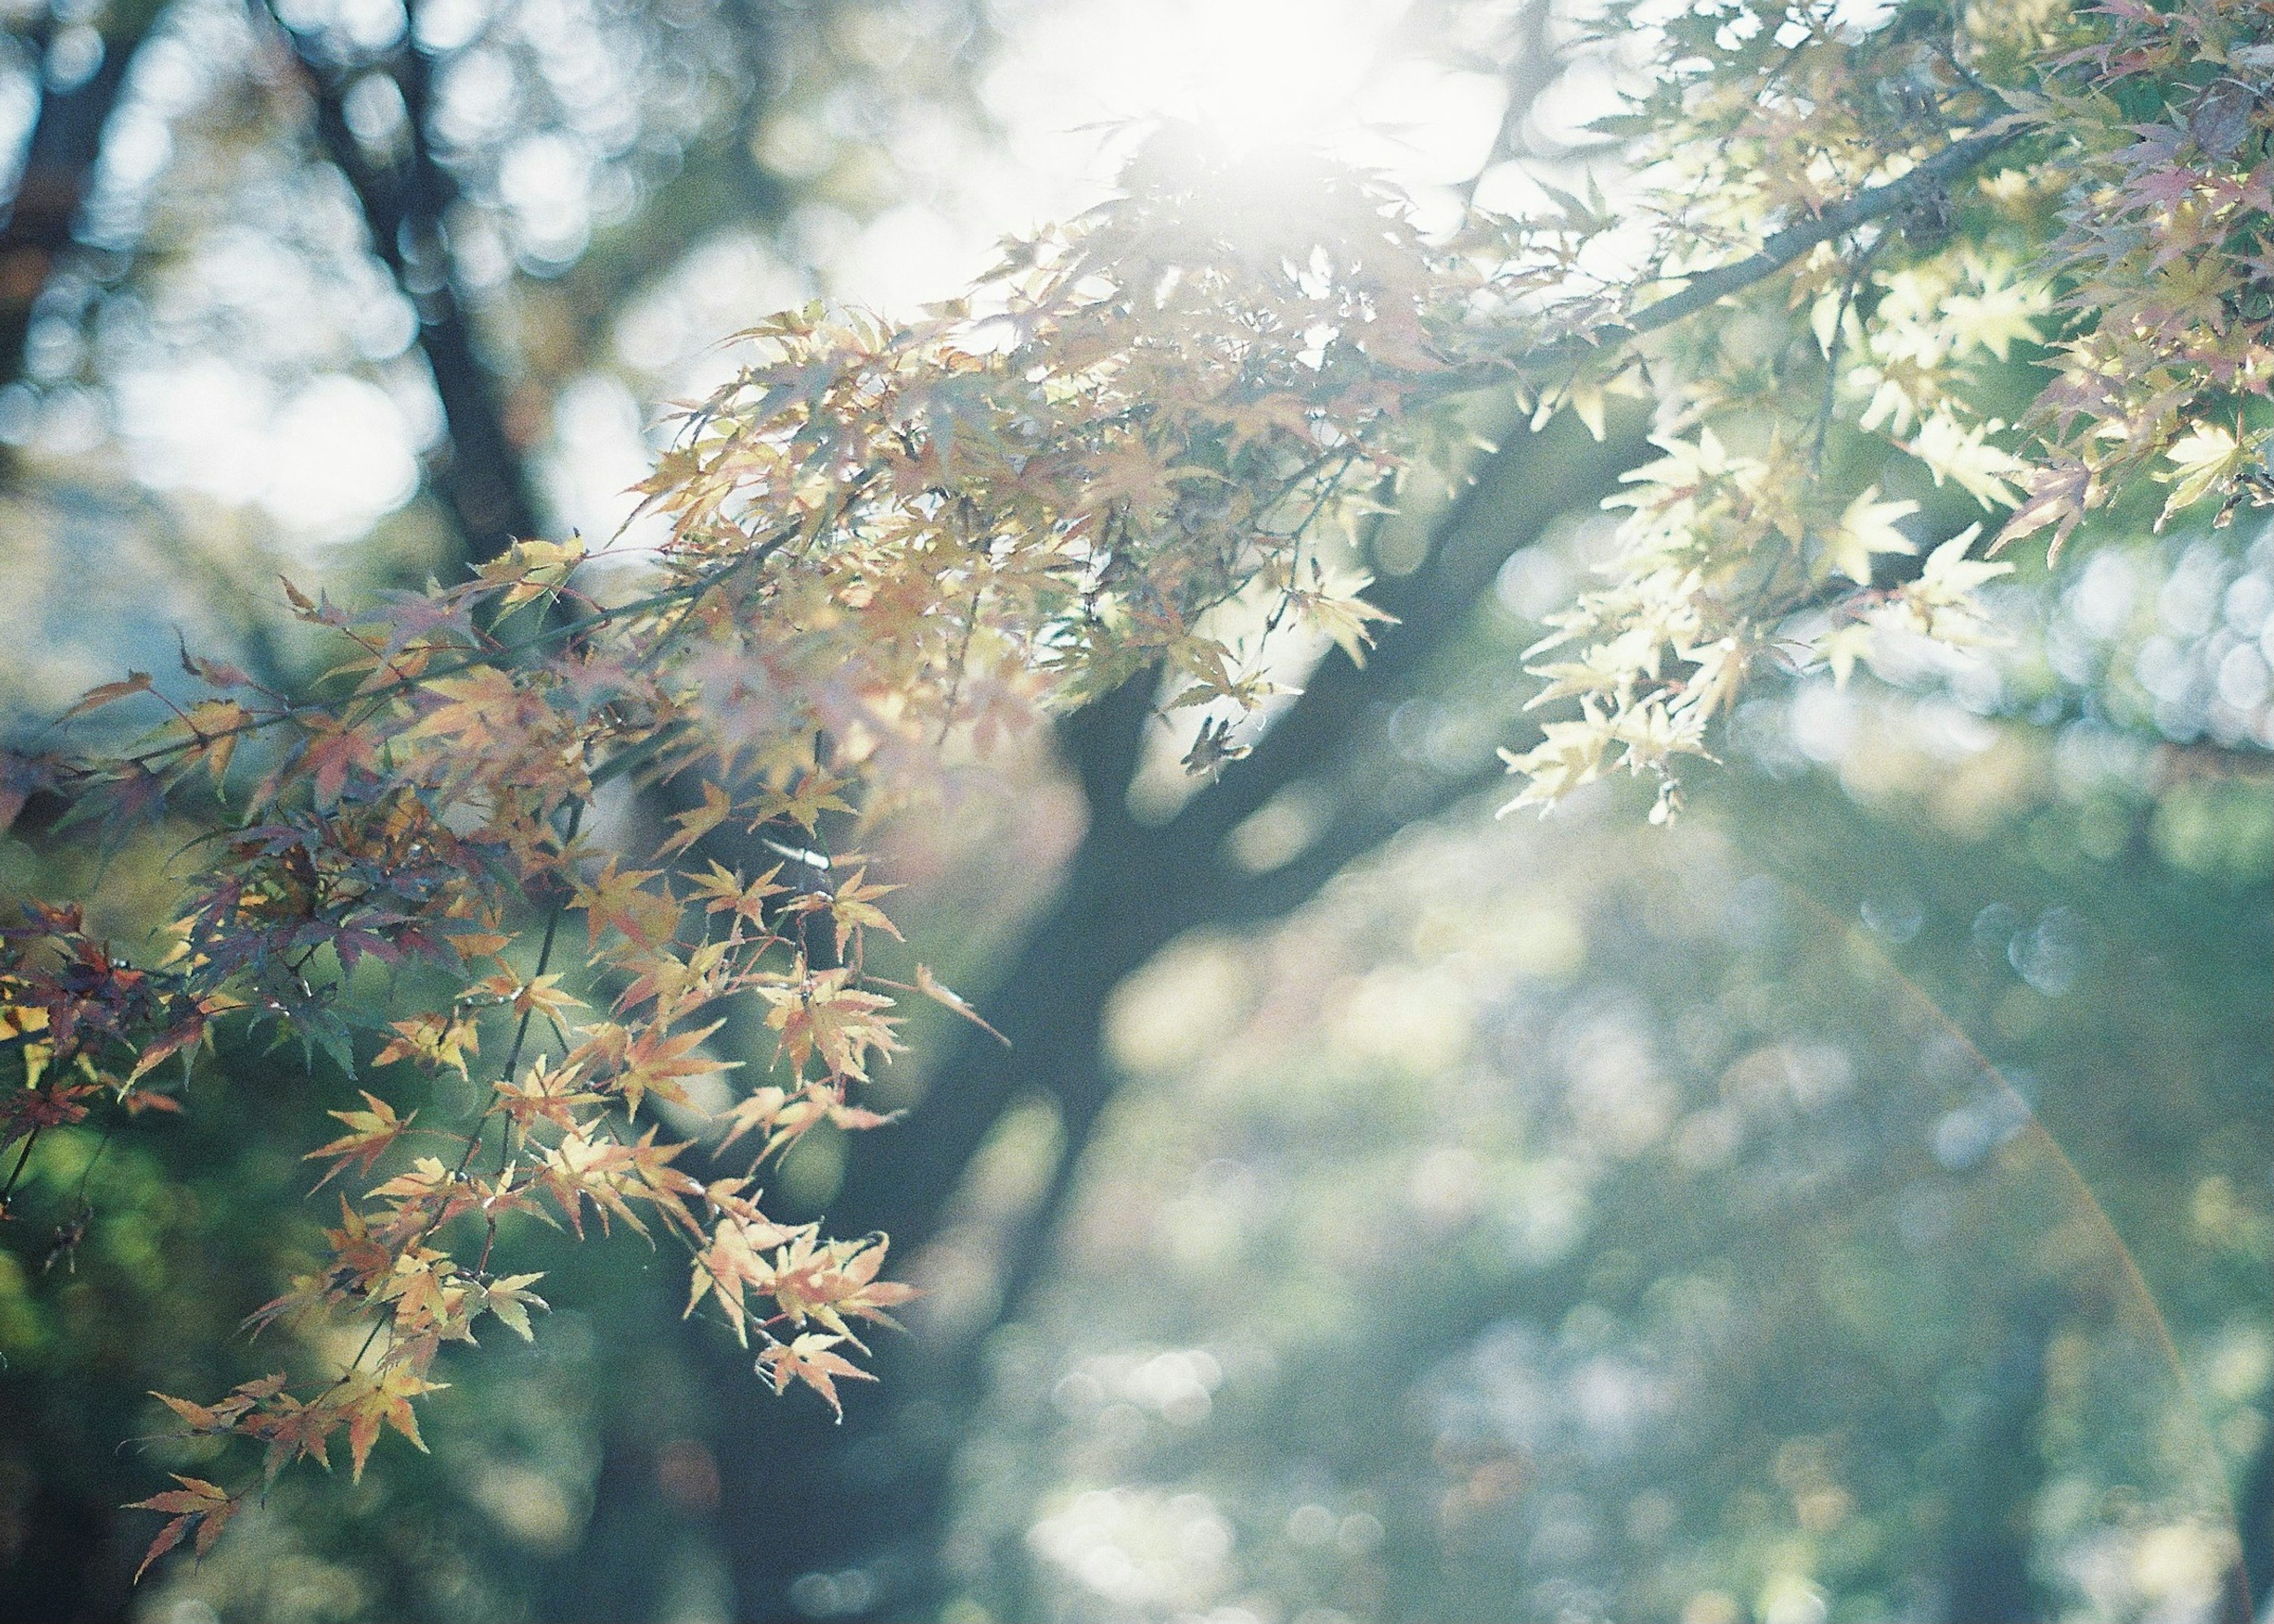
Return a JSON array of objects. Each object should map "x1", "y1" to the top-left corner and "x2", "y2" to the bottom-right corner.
[
  {"x1": 0, "y1": 23, "x2": 140, "y2": 389},
  {"x1": 687, "y1": 413, "x2": 1640, "y2": 1621},
  {"x1": 2241, "y1": 1424, "x2": 2273, "y2": 1624},
  {"x1": 1935, "y1": 1305, "x2": 2054, "y2": 1623},
  {"x1": 267, "y1": 7, "x2": 543, "y2": 564}
]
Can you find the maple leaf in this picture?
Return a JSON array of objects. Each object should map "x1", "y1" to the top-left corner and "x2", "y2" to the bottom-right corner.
[
  {"x1": 372, "y1": 1012, "x2": 480, "y2": 1078},
  {"x1": 2156, "y1": 423, "x2": 2248, "y2": 526},
  {"x1": 473, "y1": 1273, "x2": 549, "y2": 1340},
  {"x1": 402, "y1": 667, "x2": 530, "y2": 752},
  {"x1": 757, "y1": 1331, "x2": 874, "y2": 1418},
  {"x1": 1998, "y1": 460, "x2": 2092, "y2": 559},
  {"x1": 757, "y1": 969, "x2": 901, "y2": 1081},
  {"x1": 716, "y1": 1083, "x2": 803, "y2": 1155},
  {"x1": 306, "y1": 1089, "x2": 416, "y2": 1189},
  {"x1": 248, "y1": 1391, "x2": 342, "y2": 1482},
  {"x1": 611, "y1": 1017, "x2": 732, "y2": 1117},
  {"x1": 473, "y1": 970, "x2": 585, "y2": 1024},
  {"x1": 1825, "y1": 487, "x2": 1919, "y2": 584},
  {"x1": 685, "y1": 860, "x2": 788, "y2": 930},
  {"x1": 128, "y1": 1475, "x2": 237, "y2": 1581},
  {"x1": 686, "y1": 1209, "x2": 808, "y2": 1342},
  {"x1": 57, "y1": 670, "x2": 152, "y2": 723},
  {"x1": 339, "y1": 1365, "x2": 447, "y2": 1481},
  {"x1": 761, "y1": 1233, "x2": 918, "y2": 1343},
  {"x1": 1820, "y1": 623, "x2": 1877, "y2": 690},
  {"x1": 150, "y1": 1391, "x2": 228, "y2": 1434},
  {"x1": 489, "y1": 1058, "x2": 602, "y2": 1133},
  {"x1": 182, "y1": 699, "x2": 250, "y2": 787},
  {"x1": 1903, "y1": 412, "x2": 2028, "y2": 509},
  {"x1": 474, "y1": 536, "x2": 586, "y2": 606},
  {"x1": 1942, "y1": 258, "x2": 2045, "y2": 361},
  {"x1": 657, "y1": 780, "x2": 736, "y2": 858},
  {"x1": 1918, "y1": 526, "x2": 2015, "y2": 595},
  {"x1": 615, "y1": 938, "x2": 737, "y2": 1019},
  {"x1": 129, "y1": 1008, "x2": 211, "y2": 1084},
  {"x1": 753, "y1": 772, "x2": 855, "y2": 832},
  {"x1": 1496, "y1": 714, "x2": 1610, "y2": 817},
  {"x1": 913, "y1": 963, "x2": 1008, "y2": 1046},
  {"x1": 1293, "y1": 576, "x2": 1399, "y2": 668},
  {"x1": 534, "y1": 1126, "x2": 701, "y2": 1239},
  {"x1": 572, "y1": 858, "x2": 679, "y2": 951},
  {"x1": 294, "y1": 722, "x2": 382, "y2": 811},
  {"x1": 825, "y1": 868, "x2": 903, "y2": 957}
]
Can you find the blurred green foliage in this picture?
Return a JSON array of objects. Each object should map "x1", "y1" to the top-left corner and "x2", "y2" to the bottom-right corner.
[
  {"x1": 942, "y1": 680, "x2": 2269, "y2": 1624},
  {"x1": 0, "y1": 1, "x2": 2267, "y2": 1620}
]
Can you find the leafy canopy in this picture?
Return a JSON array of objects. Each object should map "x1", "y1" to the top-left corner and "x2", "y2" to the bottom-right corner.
[{"x1": 0, "y1": 0, "x2": 2266, "y2": 1580}]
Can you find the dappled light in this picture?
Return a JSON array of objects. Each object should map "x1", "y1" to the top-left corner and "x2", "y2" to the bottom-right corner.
[{"x1": 0, "y1": 1, "x2": 2265, "y2": 1623}]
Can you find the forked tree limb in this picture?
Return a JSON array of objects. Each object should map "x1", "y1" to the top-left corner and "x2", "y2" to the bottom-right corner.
[{"x1": 263, "y1": 4, "x2": 545, "y2": 563}]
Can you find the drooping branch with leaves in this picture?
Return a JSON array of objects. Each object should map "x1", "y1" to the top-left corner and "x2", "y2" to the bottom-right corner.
[{"x1": 0, "y1": 0, "x2": 2267, "y2": 1583}]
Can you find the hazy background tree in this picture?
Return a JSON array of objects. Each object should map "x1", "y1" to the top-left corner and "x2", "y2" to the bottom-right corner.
[{"x1": 0, "y1": 2, "x2": 2266, "y2": 1623}]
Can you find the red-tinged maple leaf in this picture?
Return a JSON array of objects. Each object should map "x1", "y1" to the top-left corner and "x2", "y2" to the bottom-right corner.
[
  {"x1": 180, "y1": 699, "x2": 250, "y2": 787},
  {"x1": 367, "y1": 1156, "x2": 481, "y2": 1224},
  {"x1": 824, "y1": 867, "x2": 903, "y2": 958},
  {"x1": 150, "y1": 1391, "x2": 226, "y2": 1433},
  {"x1": 534, "y1": 1127, "x2": 699, "y2": 1237},
  {"x1": 372, "y1": 1011, "x2": 479, "y2": 1078},
  {"x1": 657, "y1": 780, "x2": 736, "y2": 857},
  {"x1": 248, "y1": 1391, "x2": 342, "y2": 1481},
  {"x1": 57, "y1": 670, "x2": 152, "y2": 723},
  {"x1": 384, "y1": 1254, "x2": 465, "y2": 1337},
  {"x1": 128, "y1": 1475, "x2": 236, "y2": 1580},
  {"x1": 147, "y1": 1374, "x2": 289, "y2": 1447},
  {"x1": 401, "y1": 667, "x2": 532, "y2": 753},
  {"x1": 615, "y1": 938, "x2": 735, "y2": 1018},
  {"x1": 757, "y1": 1331, "x2": 873, "y2": 1418},
  {"x1": 1996, "y1": 459, "x2": 2093, "y2": 559},
  {"x1": 319, "y1": 1198, "x2": 394, "y2": 1295},
  {"x1": 295, "y1": 722, "x2": 381, "y2": 811},
  {"x1": 444, "y1": 927, "x2": 513, "y2": 961},
  {"x1": 339, "y1": 1365, "x2": 446, "y2": 1481},
  {"x1": 614, "y1": 1126, "x2": 706, "y2": 1235},
  {"x1": 1080, "y1": 439, "x2": 1216, "y2": 519},
  {"x1": 364, "y1": 586, "x2": 483, "y2": 661},
  {"x1": 757, "y1": 969, "x2": 901, "y2": 1082},
  {"x1": 306, "y1": 1089, "x2": 416, "y2": 1189},
  {"x1": 826, "y1": 1098, "x2": 900, "y2": 1131},
  {"x1": 278, "y1": 574, "x2": 347, "y2": 625},
  {"x1": 489, "y1": 1058, "x2": 602, "y2": 1133},
  {"x1": 126, "y1": 1009, "x2": 208, "y2": 1083},
  {"x1": 686, "y1": 1210, "x2": 809, "y2": 1343},
  {"x1": 563, "y1": 1019, "x2": 631, "y2": 1079},
  {"x1": 611, "y1": 1017, "x2": 733, "y2": 1118},
  {"x1": 752, "y1": 770, "x2": 853, "y2": 832},
  {"x1": 759, "y1": 1233, "x2": 918, "y2": 1345},
  {"x1": 907, "y1": 964, "x2": 1009, "y2": 1046},
  {"x1": 716, "y1": 1083, "x2": 804, "y2": 1156},
  {"x1": 685, "y1": 860, "x2": 788, "y2": 930},
  {"x1": 572, "y1": 858, "x2": 679, "y2": 951},
  {"x1": 471, "y1": 969, "x2": 584, "y2": 1024}
]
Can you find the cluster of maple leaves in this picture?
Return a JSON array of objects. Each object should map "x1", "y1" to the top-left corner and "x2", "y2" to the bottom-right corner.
[
  {"x1": 2, "y1": 0, "x2": 2269, "y2": 1582},
  {"x1": 0, "y1": 150, "x2": 1462, "y2": 1580},
  {"x1": 1493, "y1": 0, "x2": 2274, "y2": 817}
]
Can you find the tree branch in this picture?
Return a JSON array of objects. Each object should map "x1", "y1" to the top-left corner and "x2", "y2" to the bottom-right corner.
[
  {"x1": 0, "y1": 15, "x2": 149, "y2": 394},
  {"x1": 1452, "y1": 125, "x2": 2025, "y2": 390},
  {"x1": 265, "y1": 5, "x2": 544, "y2": 564}
]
